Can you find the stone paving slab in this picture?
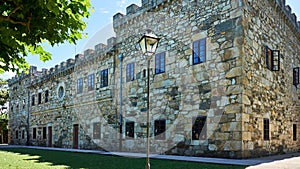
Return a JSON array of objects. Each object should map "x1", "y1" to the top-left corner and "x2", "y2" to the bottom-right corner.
[{"x1": 1, "y1": 145, "x2": 300, "y2": 168}]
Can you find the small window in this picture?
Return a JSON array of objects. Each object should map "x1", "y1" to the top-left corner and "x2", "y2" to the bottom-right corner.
[
  {"x1": 154, "y1": 119, "x2": 166, "y2": 140},
  {"x1": 193, "y1": 38, "x2": 206, "y2": 65},
  {"x1": 100, "y1": 69, "x2": 108, "y2": 88},
  {"x1": 77, "y1": 78, "x2": 83, "y2": 94},
  {"x1": 22, "y1": 130, "x2": 25, "y2": 139},
  {"x1": 293, "y1": 124, "x2": 297, "y2": 141},
  {"x1": 45, "y1": 90, "x2": 49, "y2": 103},
  {"x1": 293, "y1": 67, "x2": 299, "y2": 86},
  {"x1": 22, "y1": 99, "x2": 26, "y2": 109},
  {"x1": 88, "y1": 74, "x2": 95, "y2": 91},
  {"x1": 126, "y1": 63, "x2": 135, "y2": 82},
  {"x1": 126, "y1": 121, "x2": 134, "y2": 138},
  {"x1": 38, "y1": 92, "x2": 42, "y2": 104},
  {"x1": 43, "y1": 127, "x2": 47, "y2": 139},
  {"x1": 31, "y1": 95, "x2": 35, "y2": 106},
  {"x1": 143, "y1": 69, "x2": 147, "y2": 78},
  {"x1": 155, "y1": 52, "x2": 166, "y2": 74},
  {"x1": 15, "y1": 130, "x2": 18, "y2": 139},
  {"x1": 192, "y1": 116, "x2": 207, "y2": 140},
  {"x1": 263, "y1": 118, "x2": 270, "y2": 141},
  {"x1": 93, "y1": 122, "x2": 101, "y2": 139},
  {"x1": 58, "y1": 86, "x2": 64, "y2": 98},
  {"x1": 33, "y1": 128, "x2": 37, "y2": 139},
  {"x1": 266, "y1": 46, "x2": 280, "y2": 71}
]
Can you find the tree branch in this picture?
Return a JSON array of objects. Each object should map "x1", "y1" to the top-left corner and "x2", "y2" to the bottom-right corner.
[
  {"x1": 0, "y1": 15, "x2": 27, "y2": 26},
  {"x1": 8, "y1": 6, "x2": 22, "y2": 18},
  {"x1": 0, "y1": 6, "x2": 31, "y2": 32}
]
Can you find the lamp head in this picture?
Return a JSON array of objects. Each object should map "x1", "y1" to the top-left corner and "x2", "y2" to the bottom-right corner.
[{"x1": 138, "y1": 29, "x2": 160, "y2": 56}]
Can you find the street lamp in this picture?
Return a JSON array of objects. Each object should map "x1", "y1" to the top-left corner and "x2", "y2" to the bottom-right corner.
[{"x1": 138, "y1": 29, "x2": 160, "y2": 169}]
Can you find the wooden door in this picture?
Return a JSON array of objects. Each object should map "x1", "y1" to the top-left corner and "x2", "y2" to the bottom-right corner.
[
  {"x1": 73, "y1": 124, "x2": 79, "y2": 149},
  {"x1": 48, "y1": 126, "x2": 52, "y2": 147}
]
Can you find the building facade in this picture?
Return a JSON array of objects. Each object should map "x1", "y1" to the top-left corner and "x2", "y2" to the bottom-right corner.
[{"x1": 8, "y1": 0, "x2": 300, "y2": 158}]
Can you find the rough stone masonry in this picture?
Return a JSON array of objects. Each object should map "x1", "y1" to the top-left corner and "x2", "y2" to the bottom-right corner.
[{"x1": 8, "y1": 0, "x2": 300, "y2": 158}]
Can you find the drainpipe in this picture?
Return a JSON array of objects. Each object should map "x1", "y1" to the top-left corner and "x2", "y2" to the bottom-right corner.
[
  {"x1": 118, "y1": 54, "x2": 123, "y2": 151},
  {"x1": 26, "y1": 88, "x2": 30, "y2": 146}
]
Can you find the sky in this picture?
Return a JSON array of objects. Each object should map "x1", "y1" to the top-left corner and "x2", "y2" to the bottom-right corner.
[{"x1": 1, "y1": 0, "x2": 299, "y2": 79}]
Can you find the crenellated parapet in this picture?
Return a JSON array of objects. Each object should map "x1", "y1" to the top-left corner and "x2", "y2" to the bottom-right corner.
[
  {"x1": 74, "y1": 37, "x2": 117, "y2": 66},
  {"x1": 273, "y1": 0, "x2": 300, "y2": 34},
  {"x1": 113, "y1": 0, "x2": 168, "y2": 31},
  {"x1": 8, "y1": 58, "x2": 75, "y2": 87},
  {"x1": 113, "y1": 0, "x2": 300, "y2": 34},
  {"x1": 8, "y1": 35, "x2": 117, "y2": 87}
]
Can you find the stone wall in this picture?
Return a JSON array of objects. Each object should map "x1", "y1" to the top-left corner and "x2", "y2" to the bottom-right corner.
[
  {"x1": 241, "y1": 0, "x2": 300, "y2": 157},
  {"x1": 8, "y1": 0, "x2": 300, "y2": 159},
  {"x1": 112, "y1": 0, "x2": 246, "y2": 158}
]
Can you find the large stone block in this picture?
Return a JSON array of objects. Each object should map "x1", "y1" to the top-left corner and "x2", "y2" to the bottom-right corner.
[{"x1": 225, "y1": 67, "x2": 242, "y2": 78}]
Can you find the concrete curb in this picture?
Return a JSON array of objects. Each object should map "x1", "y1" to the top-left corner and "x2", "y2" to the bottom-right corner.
[{"x1": 0, "y1": 145, "x2": 299, "y2": 167}]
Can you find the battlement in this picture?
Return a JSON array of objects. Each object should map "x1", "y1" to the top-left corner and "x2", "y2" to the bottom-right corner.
[
  {"x1": 8, "y1": 35, "x2": 117, "y2": 86},
  {"x1": 274, "y1": 0, "x2": 300, "y2": 34},
  {"x1": 113, "y1": 0, "x2": 300, "y2": 34},
  {"x1": 75, "y1": 36, "x2": 117, "y2": 64},
  {"x1": 8, "y1": 57, "x2": 76, "y2": 86},
  {"x1": 113, "y1": 0, "x2": 167, "y2": 30}
]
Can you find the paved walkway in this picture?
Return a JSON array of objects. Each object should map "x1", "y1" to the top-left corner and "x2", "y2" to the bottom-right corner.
[{"x1": 0, "y1": 144, "x2": 300, "y2": 168}]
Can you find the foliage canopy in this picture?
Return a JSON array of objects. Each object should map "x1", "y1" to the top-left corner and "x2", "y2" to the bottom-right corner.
[
  {"x1": 0, "y1": 78, "x2": 8, "y2": 106},
  {"x1": 0, "y1": 78, "x2": 8, "y2": 131},
  {"x1": 0, "y1": 0, "x2": 91, "y2": 73}
]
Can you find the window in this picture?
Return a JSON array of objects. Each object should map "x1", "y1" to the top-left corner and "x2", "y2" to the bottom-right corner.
[
  {"x1": 45, "y1": 90, "x2": 49, "y2": 103},
  {"x1": 33, "y1": 128, "x2": 36, "y2": 139},
  {"x1": 293, "y1": 67, "x2": 299, "y2": 86},
  {"x1": 22, "y1": 130, "x2": 25, "y2": 139},
  {"x1": 77, "y1": 78, "x2": 83, "y2": 94},
  {"x1": 192, "y1": 116, "x2": 207, "y2": 140},
  {"x1": 88, "y1": 74, "x2": 95, "y2": 91},
  {"x1": 266, "y1": 46, "x2": 280, "y2": 71},
  {"x1": 126, "y1": 63, "x2": 135, "y2": 82},
  {"x1": 100, "y1": 69, "x2": 108, "y2": 88},
  {"x1": 58, "y1": 86, "x2": 64, "y2": 98},
  {"x1": 293, "y1": 124, "x2": 297, "y2": 141},
  {"x1": 263, "y1": 118, "x2": 270, "y2": 141},
  {"x1": 31, "y1": 95, "x2": 35, "y2": 106},
  {"x1": 193, "y1": 38, "x2": 206, "y2": 65},
  {"x1": 38, "y1": 92, "x2": 42, "y2": 104},
  {"x1": 15, "y1": 130, "x2": 18, "y2": 139},
  {"x1": 126, "y1": 121, "x2": 134, "y2": 138},
  {"x1": 155, "y1": 52, "x2": 165, "y2": 74},
  {"x1": 43, "y1": 127, "x2": 47, "y2": 139},
  {"x1": 154, "y1": 120, "x2": 166, "y2": 140},
  {"x1": 93, "y1": 122, "x2": 101, "y2": 139},
  {"x1": 143, "y1": 69, "x2": 147, "y2": 78},
  {"x1": 22, "y1": 99, "x2": 26, "y2": 109}
]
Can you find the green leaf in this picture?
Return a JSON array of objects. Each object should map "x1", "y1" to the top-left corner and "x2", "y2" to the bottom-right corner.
[{"x1": 0, "y1": 0, "x2": 91, "y2": 74}]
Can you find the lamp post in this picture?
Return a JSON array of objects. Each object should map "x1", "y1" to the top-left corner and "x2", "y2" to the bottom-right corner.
[
  {"x1": 118, "y1": 54, "x2": 123, "y2": 151},
  {"x1": 138, "y1": 30, "x2": 160, "y2": 169}
]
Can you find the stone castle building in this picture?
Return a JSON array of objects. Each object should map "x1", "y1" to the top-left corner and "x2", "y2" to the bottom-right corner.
[{"x1": 8, "y1": 0, "x2": 300, "y2": 158}]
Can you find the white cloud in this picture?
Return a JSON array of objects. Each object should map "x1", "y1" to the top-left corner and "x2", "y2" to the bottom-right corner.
[
  {"x1": 117, "y1": 0, "x2": 127, "y2": 8},
  {"x1": 99, "y1": 8, "x2": 110, "y2": 14}
]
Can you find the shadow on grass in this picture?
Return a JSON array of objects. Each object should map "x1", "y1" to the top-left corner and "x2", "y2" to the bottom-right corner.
[{"x1": 0, "y1": 148, "x2": 246, "y2": 169}]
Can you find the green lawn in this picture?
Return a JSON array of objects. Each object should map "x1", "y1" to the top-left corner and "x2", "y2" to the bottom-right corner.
[{"x1": 0, "y1": 148, "x2": 246, "y2": 169}]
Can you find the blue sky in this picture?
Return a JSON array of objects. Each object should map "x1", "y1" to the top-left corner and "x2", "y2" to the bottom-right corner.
[{"x1": 1, "y1": 0, "x2": 299, "y2": 79}]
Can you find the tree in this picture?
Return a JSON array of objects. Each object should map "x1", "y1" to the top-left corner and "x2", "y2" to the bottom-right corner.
[
  {"x1": 0, "y1": 78, "x2": 8, "y2": 106},
  {"x1": 0, "y1": 78, "x2": 8, "y2": 141},
  {"x1": 0, "y1": 0, "x2": 91, "y2": 73}
]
